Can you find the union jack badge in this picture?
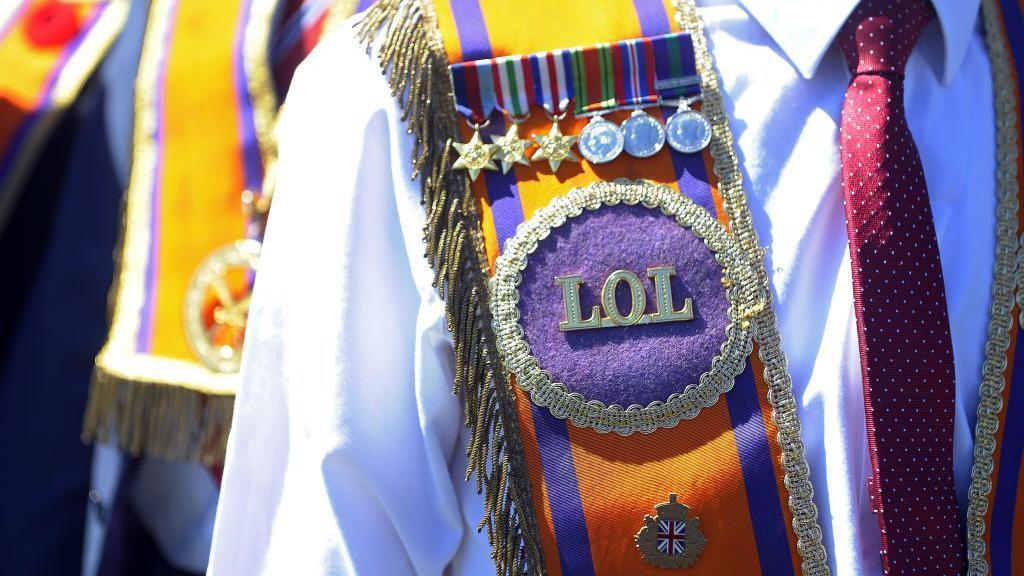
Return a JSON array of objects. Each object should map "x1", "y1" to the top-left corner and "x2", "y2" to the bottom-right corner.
[{"x1": 635, "y1": 493, "x2": 706, "y2": 569}]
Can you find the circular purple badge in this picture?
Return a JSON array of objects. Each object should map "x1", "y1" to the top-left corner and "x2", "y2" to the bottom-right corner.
[
  {"x1": 518, "y1": 202, "x2": 729, "y2": 408},
  {"x1": 490, "y1": 181, "x2": 760, "y2": 434}
]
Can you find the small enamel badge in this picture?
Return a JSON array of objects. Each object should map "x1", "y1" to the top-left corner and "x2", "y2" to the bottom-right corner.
[{"x1": 635, "y1": 493, "x2": 706, "y2": 569}]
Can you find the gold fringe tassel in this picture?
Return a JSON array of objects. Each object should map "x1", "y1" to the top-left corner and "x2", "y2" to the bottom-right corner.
[
  {"x1": 82, "y1": 370, "x2": 234, "y2": 466},
  {"x1": 355, "y1": 1, "x2": 543, "y2": 573}
]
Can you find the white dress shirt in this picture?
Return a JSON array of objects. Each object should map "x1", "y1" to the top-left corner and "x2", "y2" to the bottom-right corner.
[{"x1": 208, "y1": 0, "x2": 994, "y2": 574}]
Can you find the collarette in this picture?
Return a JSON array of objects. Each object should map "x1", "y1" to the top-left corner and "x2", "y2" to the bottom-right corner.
[{"x1": 734, "y1": 0, "x2": 981, "y2": 85}]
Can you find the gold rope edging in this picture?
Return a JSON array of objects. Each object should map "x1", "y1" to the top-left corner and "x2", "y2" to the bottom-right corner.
[
  {"x1": 964, "y1": 1, "x2": 1022, "y2": 573},
  {"x1": 674, "y1": 0, "x2": 831, "y2": 573},
  {"x1": 355, "y1": 1, "x2": 544, "y2": 573}
]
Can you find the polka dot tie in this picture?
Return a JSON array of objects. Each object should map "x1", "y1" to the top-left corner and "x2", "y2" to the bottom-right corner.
[{"x1": 838, "y1": 1, "x2": 964, "y2": 574}]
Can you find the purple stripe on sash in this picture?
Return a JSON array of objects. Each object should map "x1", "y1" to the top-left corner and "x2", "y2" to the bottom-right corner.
[
  {"x1": 446, "y1": 11, "x2": 594, "y2": 571},
  {"x1": 727, "y1": 362, "x2": 796, "y2": 575},
  {"x1": 630, "y1": 0, "x2": 672, "y2": 37},
  {"x1": 138, "y1": 0, "x2": 182, "y2": 353},
  {"x1": 356, "y1": 0, "x2": 375, "y2": 12},
  {"x1": 480, "y1": 122, "x2": 523, "y2": 250},
  {"x1": 447, "y1": 0, "x2": 492, "y2": 60},
  {"x1": 668, "y1": 132, "x2": 716, "y2": 214},
  {"x1": 481, "y1": 121, "x2": 589, "y2": 575},
  {"x1": 529, "y1": 404, "x2": 597, "y2": 576},
  {"x1": 992, "y1": 326, "x2": 1024, "y2": 574},
  {"x1": 234, "y1": 0, "x2": 265, "y2": 196}
]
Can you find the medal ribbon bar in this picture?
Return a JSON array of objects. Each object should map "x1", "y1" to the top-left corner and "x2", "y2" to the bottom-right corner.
[{"x1": 449, "y1": 31, "x2": 700, "y2": 121}]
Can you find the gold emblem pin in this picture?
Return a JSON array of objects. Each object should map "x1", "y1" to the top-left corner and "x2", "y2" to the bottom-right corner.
[
  {"x1": 452, "y1": 124, "x2": 499, "y2": 181},
  {"x1": 491, "y1": 121, "x2": 532, "y2": 174},
  {"x1": 635, "y1": 493, "x2": 706, "y2": 569},
  {"x1": 532, "y1": 114, "x2": 578, "y2": 172},
  {"x1": 184, "y1": 239, "x2": 260, "y2": 373}
]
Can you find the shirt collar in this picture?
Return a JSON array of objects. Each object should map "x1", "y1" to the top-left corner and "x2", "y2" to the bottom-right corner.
[{"x1": 734, "y1": 0, "x2": 980, "y2": 85}]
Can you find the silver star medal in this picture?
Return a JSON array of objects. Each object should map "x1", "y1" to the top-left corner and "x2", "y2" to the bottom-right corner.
[
  {"x1": 532, "y1": 122, "x2": 579, "y2": 172},
  {"x1": 491, "y1": 123, "x2": 532, "y2": 173},
  {"x1": 452, "y1": 129, "x2": 499, "y2": 181}
]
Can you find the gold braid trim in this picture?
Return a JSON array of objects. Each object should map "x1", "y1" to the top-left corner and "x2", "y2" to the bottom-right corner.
[
  {"x1": 674, "y1": 1, "x2": 830, "y2": 573},
  {"x1": 354, "y1": 1, "x2": 543, "y2": 573},
  {"x1": 965, "y1": 1, "x2": 1022, "y2": 574}
]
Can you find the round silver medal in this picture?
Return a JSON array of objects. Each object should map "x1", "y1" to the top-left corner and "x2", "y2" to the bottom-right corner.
[
  {"x1": 665, "y1": 108, "x2": 712, "y2": 154},
  {"x1": 577, "y1": 116, "x2": 624, "y2": 164},
  {"x1": 621, "y1": 109, "x2": 665, "y2": 158}
]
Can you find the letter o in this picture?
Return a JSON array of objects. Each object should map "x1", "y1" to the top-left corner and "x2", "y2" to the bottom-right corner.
[{"x1": 601, "y1": 270, "x2": 647, "y2": 326}]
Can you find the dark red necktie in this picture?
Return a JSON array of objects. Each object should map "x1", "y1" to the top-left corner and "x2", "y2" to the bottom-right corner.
[{"x1": 839, "y1": 1, "x2": 963, "y2": 573}]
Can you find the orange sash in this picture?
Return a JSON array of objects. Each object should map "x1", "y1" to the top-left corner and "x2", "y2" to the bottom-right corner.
[
  {"x1": 85, "y1": 0, "x2": 355, "y2": 465},
  {"x1": 435, "y1": 1, "x2": 806, "y2": 573}
]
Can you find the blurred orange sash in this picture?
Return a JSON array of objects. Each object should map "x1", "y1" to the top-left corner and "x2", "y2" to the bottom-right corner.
[{"x1": 0, "y1": 0, "x2": 128, "y2": 235}]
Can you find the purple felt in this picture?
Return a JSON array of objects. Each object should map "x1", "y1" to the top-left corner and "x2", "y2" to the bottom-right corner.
[{"x1": 518, "y1": 203, "x2": 730, "y2": 407}]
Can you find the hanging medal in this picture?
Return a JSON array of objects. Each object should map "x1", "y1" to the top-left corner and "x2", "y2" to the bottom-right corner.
[
  {"x1": 665, "y1": 96, "x2": 712, "y2": 154},
  {"x1": 184, "y1": 188, "x2": 267, "y2": 373},
  {"x1": 453, "y1": 119, "x2": 500, "y2": 181},
  {"x1": 622, "y1": 107, "x2": 666, "y2": 158},
  {"x1": 533, "y1": 110, "x2": 579, "y2": 172},
  {"x1": 491, "y1": 112, "x2": 533, "y2": 173},
  {"x1": 578, "y1": 113, "x2": 625, "y2": 164}
]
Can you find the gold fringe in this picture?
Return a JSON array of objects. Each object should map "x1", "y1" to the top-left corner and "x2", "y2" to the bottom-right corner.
[
  {"x1": 83, "y1": 369, "x2": 234, "y2": 466},
  {"x1": 355, "y1": 1, "x2": 543, "y2": 573}
]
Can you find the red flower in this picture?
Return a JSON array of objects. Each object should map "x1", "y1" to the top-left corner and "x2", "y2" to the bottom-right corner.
[{"x1": 24, "y1": 2, "x2": 81, "y2": 48}]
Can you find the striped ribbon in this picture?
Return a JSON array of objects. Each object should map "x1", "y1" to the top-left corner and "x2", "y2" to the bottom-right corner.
[
  {"x1": 439, "y1": 0, "x2": 804, "y2": 573},
  {"x1": 450, "y1": 31, "x2": 698, "y2": 121},
  {"x1": 270, "y1": 0, "x2": 331, "y2": 93}
]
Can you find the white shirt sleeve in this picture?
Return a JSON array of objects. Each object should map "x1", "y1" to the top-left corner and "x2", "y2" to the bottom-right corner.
[{"x1": 207, "y1": 23, "x2": 495, "y2": 576}]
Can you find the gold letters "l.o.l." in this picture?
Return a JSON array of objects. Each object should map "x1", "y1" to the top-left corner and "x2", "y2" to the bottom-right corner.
[{"x1": 556, "y1": 266, "x2": 694, "y2": 332}]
